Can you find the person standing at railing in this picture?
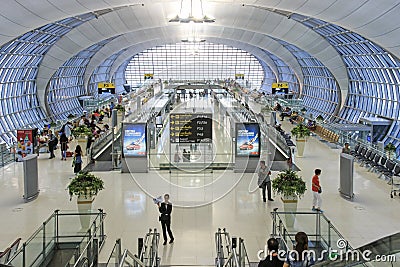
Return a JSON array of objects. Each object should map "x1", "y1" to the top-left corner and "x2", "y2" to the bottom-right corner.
[
  {"x1": 312, "y1": 169, "x2": 322, "y2": 212},
  {"x1": 258, "y1": 238, "x2": 284, "y2": 267},
  {"x1": 156, "y1": 194, "x2": 174, "y2": 245}
]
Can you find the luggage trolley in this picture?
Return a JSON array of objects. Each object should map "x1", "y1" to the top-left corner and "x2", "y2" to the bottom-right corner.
[{"x1": 390, "y1": 164, "x2": 400, "y2": 198}]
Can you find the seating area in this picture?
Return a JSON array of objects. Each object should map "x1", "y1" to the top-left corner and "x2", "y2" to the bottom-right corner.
[
  {"x1": 313, "y1": 125, "x2": 340, "y2": 143},
  {"x1": 351, "y1": 144, "x2": 400, "y2": 198},
  {"x1": 0, "y1": 238, "x2": 20, "y2": 265}
]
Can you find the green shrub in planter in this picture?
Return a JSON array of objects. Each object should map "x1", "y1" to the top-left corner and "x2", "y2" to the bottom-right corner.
[
  {"x1": 385, "y1": 143, "x2": 396, "y2": 153},
  {"x1": 316, "y1": 115, "x2": 324, "y2": 122},
  {"x1": 68, "y1": 171, "x2": 104, "y2": 200},
  {"x1": 385, "y1": 143, "x2": 396, "y2": 159},
  {"x1": 272, "y1": 170, "x2": 307, "y2": 198},
  {"x1": 115, "y1": 104, "x2": 125, "y2": 112},
  {"x1": 291, "y1": 124, "x2": 311, "y2": 139},
  {"x1": 72, "y1": 125, "x2": 92, "y2": 138}
]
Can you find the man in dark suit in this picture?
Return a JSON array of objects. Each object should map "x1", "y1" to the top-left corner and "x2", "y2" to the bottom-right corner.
[{"x1": 157, "y1": 194, "x2": 174, "y2": 245}]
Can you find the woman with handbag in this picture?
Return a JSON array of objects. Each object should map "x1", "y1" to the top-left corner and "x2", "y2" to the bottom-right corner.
[{"x1": 311, "y1": 169, "x2": 322, "y2": 212}]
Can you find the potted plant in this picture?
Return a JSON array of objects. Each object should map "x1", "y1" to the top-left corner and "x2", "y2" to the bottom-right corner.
[
  {"x1": 115, "y1": 104, "x2": 125, "y2": 112},
  {"x1": 272, "y1": 170, "x2": 307, "y2": 227},
  {"x1": 67, "y1": 114, "x2": 75, "y2": 120},
  {"x1": 50, "y1": 121, "x2": 57, "y2": 128},
  {"x1": 68, "y1": 171, "x2": 104, "y2": 229},
  {"x1": 72, "y1": 125, "x2": 92, "y2": 156},
  {"x1": 72, "y1": 125, "x2": 92, "y2": 138},
  {"x1": 385, "y1": 143, "x2": 396, "y2": 159},
  {"x1": 316, "y1": 115, "x2": 324, "y2": 123},
  {"x1": 300, "y1": 107, "x2": 307, "y2": 115},
  {"x1": 291, "y1": 124, "x2": 311, "y2": 157}
]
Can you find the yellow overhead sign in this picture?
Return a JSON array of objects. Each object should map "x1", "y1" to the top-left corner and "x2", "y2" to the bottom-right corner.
[
  {"x1": 144, "y1": 73, "x2": 154, "y2": 79},
  {"x1": 272, "y1": 82, "x2": 289, "y2": 89},
  {"x1": 98, "y1": 82, "x2": 115, "y2": 88}
]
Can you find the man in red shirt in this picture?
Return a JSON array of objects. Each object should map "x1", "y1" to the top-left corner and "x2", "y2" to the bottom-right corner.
[{"x1": 312, "y1": 169, "x2": 322, "y2": 212}]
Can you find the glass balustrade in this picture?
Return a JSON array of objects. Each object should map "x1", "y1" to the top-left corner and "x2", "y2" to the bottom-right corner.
[{"x1": 7, "y1": 209, "x2": 106, "y2": 267}]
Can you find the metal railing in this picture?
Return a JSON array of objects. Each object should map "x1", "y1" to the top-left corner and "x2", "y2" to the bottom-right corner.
[
  {"x1": 105, "y1": 229, "x2": 160, "y2": 267},
  {"x1": 215, "y1": 228, "x2": 251, "y2": 267},
  {"x1": 271, "y1": 209, "x2": 351, "y2": 261},
  {"x1": 6, "y1": 209, "x2": 106, "y2": 267},
  {"x1": 0, "y1": 143, "x2": 15, "y2": 167}
]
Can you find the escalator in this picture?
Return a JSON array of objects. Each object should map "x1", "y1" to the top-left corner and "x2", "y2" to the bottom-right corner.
[
  {"x1": 313, "y1": 232, "x2": 400, "y2": 266},
  {"x1": 84, "y1": 129, "x2": 122, "y2": 172}
]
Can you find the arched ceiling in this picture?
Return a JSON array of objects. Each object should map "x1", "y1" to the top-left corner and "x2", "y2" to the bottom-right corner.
[
  {"x1": 1, "y1": 0, "x2": 399, "y2": 56},
  {"x1": 2, "y1": 0, "x2": 398, "y2": 119},
  {"x1": 83, "y1": 33, "x2": 306, "y2": 89},
  {"x1": 35, "y1": 3, "x2": 347, "y2": 108}
]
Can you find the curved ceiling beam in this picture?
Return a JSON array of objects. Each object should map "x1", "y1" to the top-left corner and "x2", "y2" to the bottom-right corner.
[
  {"x1": 36, "y1": 4, "x2": 347, "y2": 110},
  {"x1": 0, "y1": 1, "x2": 399, "y2": 61},
  {"x1": 83, "y1": 33, "x2": 285, "y2": 86}
]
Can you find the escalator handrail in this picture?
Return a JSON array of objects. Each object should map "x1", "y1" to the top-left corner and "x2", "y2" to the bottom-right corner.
[
  {"x1": 119, "y1": 249, "x2": 145, "y2": 267},
  {"x1": 312, "y1": 232, "x2": 400, "y2": 266}
]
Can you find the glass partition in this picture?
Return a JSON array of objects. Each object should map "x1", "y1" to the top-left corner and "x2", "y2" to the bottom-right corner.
[{"x1": 7, "y1": 209, "x2": 106, "y2": 267}]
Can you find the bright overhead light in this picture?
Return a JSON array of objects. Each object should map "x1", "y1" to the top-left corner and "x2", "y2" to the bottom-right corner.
[{"x1": 169, "y1": 0, "x2": 215, "y2": 24}]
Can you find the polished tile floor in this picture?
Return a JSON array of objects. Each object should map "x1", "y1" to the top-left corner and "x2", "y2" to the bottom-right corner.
[{"x1": 1, "y1": 113, "x2": 400, "y2": 265}]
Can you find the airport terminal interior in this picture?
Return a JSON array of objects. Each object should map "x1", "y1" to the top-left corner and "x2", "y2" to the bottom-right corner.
[{"x1": 1, "y1": 1, "x2": 400, "y2": 266}]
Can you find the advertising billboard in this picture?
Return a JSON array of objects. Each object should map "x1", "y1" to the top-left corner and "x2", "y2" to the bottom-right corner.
[
  {"x1": 16, "y1": 128, "x2": 38, "y2": 157},
  {"x1": 236, "y1": 123, "x2": 260, "y2": 157},
  {"x1": 122, "y1": 123, "x2": 147, "y2": 157}
]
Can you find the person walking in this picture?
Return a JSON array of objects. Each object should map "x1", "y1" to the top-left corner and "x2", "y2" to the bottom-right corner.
[
  {"x1": 73, "y1": 145, "x2": 83, "y2": 174},
  {"x1": 48, "y1": 130, "x2": 57, "y2": 159},
  {"x1": 63, "y1": 122, "x2": 73, "y2": 141},
  {"x1": 182, "y1": 149, "x2": 188, "y2": 162},
  {"x1": 312, "y1": 169, "x2": 322, "y2": 212},
  {"x1": 60, "y1": 132, "x2": 68, "y2": 161},
  {"x1": 284, "y1": 232, "x2": 315, "y2": 267},
  {"x1": 258, "y1": 160, "x2": 273, "y2": 202},
  {"x1": 258, "y1": 238, "x2": 284, "y2": 267},
  {"x1": 157, "y1": 194, "x2": 174, "y2": 245}
]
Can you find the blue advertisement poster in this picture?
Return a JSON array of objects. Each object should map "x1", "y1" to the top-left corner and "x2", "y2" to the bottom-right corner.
[
  {"x1": 236, "y1": 123, "x2": 260, "y2": 157},
  {"x1": 123, "y1": 123, "x2": 147, "y2": 157}
]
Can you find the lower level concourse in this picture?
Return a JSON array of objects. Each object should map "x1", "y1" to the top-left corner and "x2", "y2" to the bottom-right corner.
[
  {"x1": 1, "y1": 94, "x2": 400, "y2": 266},
  {"x1": 2, "y1": 1, "x2": 400, "y2": 266}
]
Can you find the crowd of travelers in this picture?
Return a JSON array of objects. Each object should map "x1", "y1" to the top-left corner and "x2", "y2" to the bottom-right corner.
[{"x1": 30, "y1": 105, "x2": 115, "y2": 173}]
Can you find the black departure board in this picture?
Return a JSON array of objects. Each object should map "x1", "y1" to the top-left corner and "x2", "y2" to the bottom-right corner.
[{"x1": 170, "y1": 113, "x2": 212, "y2": 143}]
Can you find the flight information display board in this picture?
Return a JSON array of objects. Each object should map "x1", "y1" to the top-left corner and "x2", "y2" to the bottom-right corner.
[
  {"x1": 170, "y1": 113, "x2": 212, "y2": 143},
  {"x1": 236, "y1": 123, "x2": 260, "y2": 157}
]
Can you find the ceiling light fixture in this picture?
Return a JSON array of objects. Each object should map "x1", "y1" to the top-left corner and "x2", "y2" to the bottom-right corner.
[{"x1": 169, "y1": 0, "x2": 215, "y2": 23}]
